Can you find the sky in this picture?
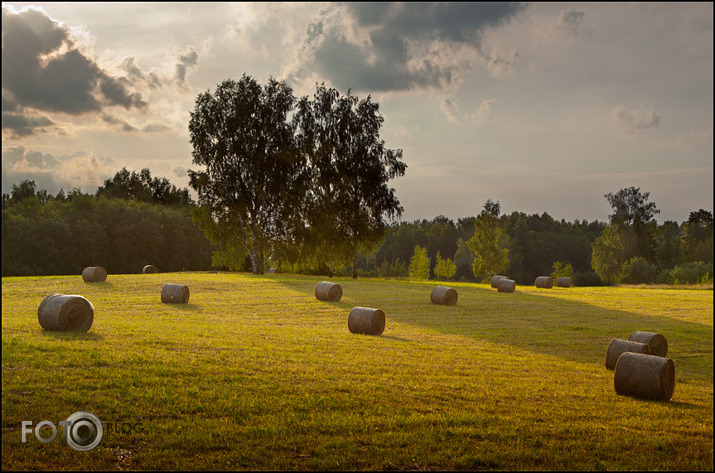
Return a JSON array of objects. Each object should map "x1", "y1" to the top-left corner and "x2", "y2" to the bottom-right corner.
[{"x1": 2, "y1": 2, "x2": 713, "y2": 224}]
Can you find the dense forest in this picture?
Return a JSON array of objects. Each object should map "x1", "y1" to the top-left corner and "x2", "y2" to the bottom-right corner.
[
  {"x1": 2, "y1": 170, "x2": 712, "y2": 286},
  {"x1": 2, "y1": 172, "x2": 214, "y2": 276}
]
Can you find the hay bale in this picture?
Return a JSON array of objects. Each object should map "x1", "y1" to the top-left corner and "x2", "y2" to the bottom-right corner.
[
  {"x1": 37, "y1": 294, "x2": 94, "y2": 332},
  {"x1": 315, "y1": 281, "x2": 342, "y2": 302},
  {"x1": 605, "y1": 338, "x2": 650, "y2": 370},
  {"x1": 161, "y1": 283, "x2": 190, "y2": 304},
  {"x1": 556, "y1": 277, "x2": 571, "y2": 288},
  {"x1": 142, "y1": 265, "x2": 158, "y2": 274},
  {"x1": 614, "y1": 352, "x2": 675, "y2": 401},
  {"x1": 267, "y1": 268, "x2": 277, "y2": 273},
  {"x1": 490, "y1": 275, "x2": 506, "y2": 288},
  {"x1": 82, "y1": 266, "x2": 107, "y2": 283},
  {"x1": 497, "y1": 278, "x2": 516, "y2": 293},
  {"x1": 535, "y1": 276, "x2": 554, "y2": 289},
  {"x1": 430, "y1": 285, "x2": 458, "y2": 305},
  {"x1": 348, "y1": 307, "x2": 385, "y2": 336},
  {"x1": 628, "y1": 331, "x2": 668, "y2": 357}
]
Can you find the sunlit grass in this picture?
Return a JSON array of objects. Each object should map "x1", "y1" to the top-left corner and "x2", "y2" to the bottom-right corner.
[{"x1": 2, "y1": 272, "x2": 712, "y2": 470}]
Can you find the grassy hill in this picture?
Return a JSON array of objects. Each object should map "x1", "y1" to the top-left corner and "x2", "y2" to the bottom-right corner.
[{"x1": 2, "y1": 272, "x2": 712, "y2": 470}]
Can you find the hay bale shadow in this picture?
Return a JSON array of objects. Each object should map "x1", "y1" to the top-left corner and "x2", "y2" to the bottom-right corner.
[
  {"x1": 83, "y1": 281, "x2": 115, "y2": 289},
  {"x1": 40, "y1": 331, "x2": 104, "y2": 341}
]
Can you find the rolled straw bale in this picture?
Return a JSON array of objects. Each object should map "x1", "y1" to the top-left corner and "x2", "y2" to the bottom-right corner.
[
  {"x1": 490, "y1": 275, "x2": 506, "y2": 288},
  {"x1": 628, "y1": 331, "x2": 668, "y2": 357},
  {"x1": 37, "y1": 294, "x2": 94, "y2": 332},
  {"x1": 497, "y1": 278, "x2": 516, "y2": 293},
  {"x1": 535, "y1": 276, "x2": 554, "y2": 289},
  {"x1": 142, "y1": 265, "x2": 158, "y2": 274},
  {"x1": 161, "y1": 283, "x2": 190, "y2": 304},
  {"x1": 614, "y1": 352, "x2": 675, "y2": 401},
  {"x1": 430, "y1": 285, "x2": 458, "y2": 305},
  {"x1": 605, "y1": 338, "x2": 650, "y2": 370},
  {"x1": 82, "y1": 266, "x2": 107, "y2": 283},
  {"x1": 315, "y1": 281, "x2": 343, "y2": 302},
  {"x1": 348, "y1": 307, "x2": 385, "y2": 336},
  {"x1": 556, "y1": 277, "x2": 571, "y2": 288}
]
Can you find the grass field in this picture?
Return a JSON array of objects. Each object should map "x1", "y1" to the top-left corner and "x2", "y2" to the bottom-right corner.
[{"x1": 2, "y1": 272, "x2": 713, "y2": 470}]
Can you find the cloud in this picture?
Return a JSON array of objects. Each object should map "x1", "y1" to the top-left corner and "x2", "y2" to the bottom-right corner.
[
  {"x1": 284, "y1": 2, "x2": 526, "y2": 95},
  {"x1": 174, "y1": 47, "x2": 199, "y2": 83},
  {"x1": 1, "y1": 5, "x2": 147, "y2": 136},
  {"x1": 2, "y1": 146, "x2": 116, "y2": 194},
  {"x1": 554, "y1": 8, "x2": 587, "y2": 36},
  {"x1": 611, "y1": 105, "x2": 661, "y2": 133}
]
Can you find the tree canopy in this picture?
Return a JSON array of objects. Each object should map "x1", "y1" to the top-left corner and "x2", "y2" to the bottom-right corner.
[{"x1": 188, "y1": 75, "x2": 307, "y2": 275}]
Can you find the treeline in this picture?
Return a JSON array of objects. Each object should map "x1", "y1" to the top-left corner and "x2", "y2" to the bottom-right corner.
[
  {"x1": 283, "y1": 212, "x2": 607, "y2": 285},
  {"x1": 2, "y1": 173, "x2": 712, "y2": 287},
  {"x1": 2, "y1": 173, "x2": 214, "y2": 277}
]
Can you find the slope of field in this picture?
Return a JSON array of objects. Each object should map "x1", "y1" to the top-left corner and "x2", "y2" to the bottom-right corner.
[{"x1": 2, "y1": 273, "x2": 713, "y2": 470}]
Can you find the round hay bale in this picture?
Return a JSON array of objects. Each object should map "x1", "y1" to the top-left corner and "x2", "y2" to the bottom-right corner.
[
  {"x1": 348, "y1": 307, "x2": 385, "y2": 336},
  {"x1": 497, "y1": 278, "x2": 516, "y2": 293},
  {"x1": 556, "y1": 277, "x2": 571, "y2": 288},
  {"x1": 37, "y1": 294, "x2": 94, "y2": 332},
  {"x1": 535, "y1": 276, "x2": 554, "y2": 289},
  {"x1": 614, "y1": 352, "x2": 675, "y2": 401},
  {"x1": 430, "y1": 285, "x2": 458, "y2": 305},
  {"x1": 82, "y1": 266, "x2": 107, "y2": 283},
  {"x1": 605, "y1": 338, "x2": 650, "y2": 370},
  {"x1": 315, "y1": 281, "x2": 343, "y2": 302},
  {"x1": 161, "y1": 283, "x2": 190, "y2": 304},
  {"x1": 490, "y1": 275, "x2": 506, "y2": 288},
  {"x1": 142, "y1": 265, "x2": 158, "y2": 274},
  {"x1": 628, "y1": 331, "x2": 668, "y2": 357}
]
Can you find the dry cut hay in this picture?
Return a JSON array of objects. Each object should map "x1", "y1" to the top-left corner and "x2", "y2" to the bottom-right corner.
[
  {"x1": 142, "y1": 265, "x2": 158, "y2": 274},
  {"x1": 614, "y1": 352, "x2": 675, "y2": 401},
  {"x1": 315, "y1": 281, "x2": 342, "y2": 302},
  {"x1": 490, "y1": 275, "x2": 506, "y2": 288},
  {"x1": 37, "y1": 294, "x2": 94, "y2": 332},
  {"x1": 161, "y1": 283, "x2": 190, "y2": 304},
  {"x1": 430, "y1": 285, "x2": 458, "y2": 305},
  {"x1": 497, "y1": 278, "x2": 516, "y2": 293},
  {"x1": 348, "y1": 307, "x2": 385, "y2": 336},
  {"x1": 82, "y1": 266, "x2": 107, "y2": 283},
  {"x1": 535, "y1": 276, "x2": 554, "y2": 289},
  {"x1": 628, "y1": 331, "x2": 668, "y2": 357},
  {"x1": 556, "y1": 277, "x2": 571, "y2": 288},
  {"x1": 605, "y1": 338, "x2": 650, "y2": 370}
]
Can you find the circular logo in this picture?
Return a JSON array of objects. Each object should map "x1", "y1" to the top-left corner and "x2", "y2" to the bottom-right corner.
[{"x1": 65, "y1": 411, "x2": 103, "y2": 452}]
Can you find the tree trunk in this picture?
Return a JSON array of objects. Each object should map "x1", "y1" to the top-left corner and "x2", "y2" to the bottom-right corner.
[{"x1": 352, "y1": 248, "x2": 359, "y2": 279}]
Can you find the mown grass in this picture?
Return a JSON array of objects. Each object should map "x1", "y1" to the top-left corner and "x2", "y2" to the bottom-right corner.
[{"x1": 2, "y1": 272, "x2": 712, "y2": 470}]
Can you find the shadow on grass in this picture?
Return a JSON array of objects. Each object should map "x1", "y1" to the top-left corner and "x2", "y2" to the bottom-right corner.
[
  {"x1": 272, "y1": 276, "x2": 713, "y2": 378},
  {"x1": 83, "y1": 281, "x2": 115, "y2": 289},
  {"x1": 162, "y1": 303, "x2": 201, "y2": 311},
  {"x1": 40, "y1": 330, "x2": 105, "y2": 341}
]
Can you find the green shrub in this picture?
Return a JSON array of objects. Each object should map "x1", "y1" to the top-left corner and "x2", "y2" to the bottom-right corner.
[
  {"x1": 619, "y1": 257, "x2": 657, "y2": 284},
  {"x1": 669, "y1": 261, "x2": 714, "y2": 284}
]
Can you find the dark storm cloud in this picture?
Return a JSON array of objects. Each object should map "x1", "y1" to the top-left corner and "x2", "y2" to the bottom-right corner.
[
  {"x1": 1, "y1": 112, "x2": 55, "y2": 137},
  {"x1": 1, "y1": 6, "x2": 146, "y2": 135},
  {"x1": 293, "y1": 2, "x2": 526, "y2": 92}
]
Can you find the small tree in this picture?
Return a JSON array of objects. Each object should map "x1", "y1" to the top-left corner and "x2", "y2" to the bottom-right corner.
[
  {"x1": 408, "y1": 245, "x2": 430, "y2": 280},
  {"x1": 434, "y1": 251, "x2": 457, "y2": 281},
  {"x1": 550, "y1": 261, "x2": 573, "y2": 279},
  {"x1": 467, "y1": 200, "x2": 509, "y2": 282}
]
